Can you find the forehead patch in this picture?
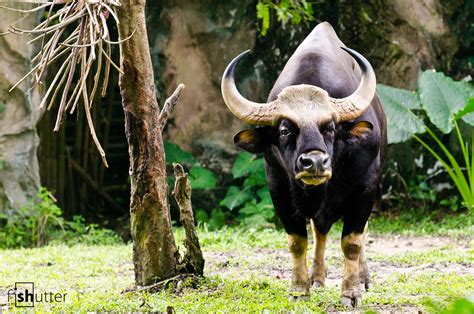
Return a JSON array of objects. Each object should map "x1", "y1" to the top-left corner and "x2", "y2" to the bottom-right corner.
[{"x1": 276, "y1": 84, "x2": 336, "y2": 124}]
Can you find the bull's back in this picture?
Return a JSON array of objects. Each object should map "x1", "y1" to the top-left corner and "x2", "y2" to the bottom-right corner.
[{"x1": 268, "y1": 22, "x2": 360, "y2": 101}]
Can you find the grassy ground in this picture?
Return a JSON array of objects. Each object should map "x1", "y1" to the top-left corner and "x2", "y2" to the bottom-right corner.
[{"x1": 0, "y1": 211, "x2": 472, "y2": 312}]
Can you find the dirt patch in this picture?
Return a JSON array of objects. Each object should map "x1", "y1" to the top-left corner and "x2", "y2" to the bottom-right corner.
[
  {"x1": 366, "y1": 234, "x2": 469, "y2": 255},
  {"x1": 204, "y1": 234, "x2": 473, "y2": 285}
]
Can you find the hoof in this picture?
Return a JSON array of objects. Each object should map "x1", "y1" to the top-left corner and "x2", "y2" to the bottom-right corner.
[
  {"x1": 289, "y1": 293, "x2": 310, "y2": 302},
  {"x1": 359, "y1": 273, "x2": 371, "y2": 292},
  {"x1": 340, "y1": 295, "x2": 362, "y2": 309},
  {"x1": 360, "y1": 281, "x2": 370, "y2": 292},
  {"x1": 312, "y1": 280, "x2": 325, "y2": 288}
]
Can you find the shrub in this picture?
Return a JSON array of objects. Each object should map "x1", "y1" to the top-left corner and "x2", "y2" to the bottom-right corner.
[
  {"x1": 219, "y1": 152, "x2": 276, "y2": 229},
  {"x1": 164, "y1": 142, "x2": 277, "y2": 229},
  {"x1": 0, "y1": 188, "x2": 122, "y2": 249},
  {"x1": 379, "y1": 70, "x2": 474, "y2": 212},
  {"x1": 256, "y1": 0, "x2": 314, "y2": 36}
]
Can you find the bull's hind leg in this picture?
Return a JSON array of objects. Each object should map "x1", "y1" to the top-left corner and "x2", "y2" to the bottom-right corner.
[
  {"x1": 340, "y1": 196, "x2": 373, "y2": 308},
  {"x1": 340, "y1": 232, "x2": 363, "y2": 308},
  {"x1": 359, "y1": 222, "x2": 370, "y2": 291},
  {"x1": 288, "y1": 234, "x2": 310, "y2": 300},
  {"x1": 310, "y1": 220, "x2": 327, "y2": 288}
]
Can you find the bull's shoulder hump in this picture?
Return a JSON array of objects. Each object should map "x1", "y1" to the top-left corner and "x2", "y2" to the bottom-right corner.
[
  {"x1": 311, "y1": 22, "x2": 338, "y2": 38},
  {"x1": 298, "y1": 22, "x2": 344, "y2": 51}
]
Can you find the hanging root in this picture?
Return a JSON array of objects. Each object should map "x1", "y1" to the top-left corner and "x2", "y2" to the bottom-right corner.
[{"x1": 1, "y1": 0, "x2": 133, "y2": 166}]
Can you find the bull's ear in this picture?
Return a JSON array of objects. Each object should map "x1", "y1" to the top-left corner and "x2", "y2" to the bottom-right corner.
[
  {"x1": 348, "y1": 121, "x2": 373, "y2": 139},
  {"x1": 234, "y1": 128, "x2": 268, "y2": 153}
]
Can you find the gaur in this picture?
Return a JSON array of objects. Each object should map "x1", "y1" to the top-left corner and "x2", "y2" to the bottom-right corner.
[{"x1": 220, "y1": 22, "x2": 387, "y2": 308}]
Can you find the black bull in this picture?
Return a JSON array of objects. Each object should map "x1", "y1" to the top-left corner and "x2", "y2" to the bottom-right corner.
[{"x1": 221, "y1": 22, "x2": 387, "y2": 307}]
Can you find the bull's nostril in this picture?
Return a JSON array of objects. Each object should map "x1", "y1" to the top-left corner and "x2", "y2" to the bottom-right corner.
[
  {"x1": 322, "y1": 155, "x2": 330, "y2": 167},
  {"x1": 298, "y1": 155, "x2": 314, "y2": 170}
]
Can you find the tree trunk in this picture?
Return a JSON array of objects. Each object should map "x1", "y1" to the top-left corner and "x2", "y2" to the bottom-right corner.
[{"x1": 117, "y1": 1, "x2": 178, "y2": 286}]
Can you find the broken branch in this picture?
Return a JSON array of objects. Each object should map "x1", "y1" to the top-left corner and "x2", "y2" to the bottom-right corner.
[
  {"x1": 158, "y1": 84, "x2": 185, "y2": 130},
  {"x1": 172, "y1": 163, "x2": 205, "y2": 276}
]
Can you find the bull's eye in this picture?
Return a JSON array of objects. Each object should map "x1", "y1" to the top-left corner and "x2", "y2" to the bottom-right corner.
[
  {"x1": 321, "y1": 122, "x2": 335, "y2": 136},
  {"x1": 280, "y1": 127, "x2": 291, "y2": 136},
  {"x1": 279, "y1": 119, "x2": 295, "y2": 138},
  {"x1": 324, "y1": 128, "x2": 335, "y2": 136}
]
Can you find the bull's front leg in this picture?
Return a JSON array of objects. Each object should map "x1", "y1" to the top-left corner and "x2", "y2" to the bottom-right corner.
[
  {"x1": 288, "y1": 234, "x2": 310, "y2": 300},
  {"x1": 340, "y1": 232, "x2": 363, "y2": 308},
  {"x1": 310, "y1": 220, "x2": 327, "y2": 288}
]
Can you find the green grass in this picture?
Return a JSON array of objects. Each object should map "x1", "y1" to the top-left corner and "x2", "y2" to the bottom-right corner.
[
  {"x1": 0, "y1": 210, "x2": 472, "y2": 312},
  {"x1": 368, "y1": 210, "x2": 473, "y2": 238},
  {"x1": 180, "y1": 209, "x2": 473, "y2": 253}
]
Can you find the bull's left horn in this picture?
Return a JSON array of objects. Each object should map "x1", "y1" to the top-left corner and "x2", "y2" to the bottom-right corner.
[
  {"x1": 221, "y1": 50, "x2": 279, "y2": 125},
  {"x1": 330, "y1": 47, "x2": 376, "y2": 122}
]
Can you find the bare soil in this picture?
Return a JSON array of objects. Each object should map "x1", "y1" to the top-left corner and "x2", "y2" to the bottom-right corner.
[{"x1": 204, "y1": 234, "x2": 473, "y2": 291}]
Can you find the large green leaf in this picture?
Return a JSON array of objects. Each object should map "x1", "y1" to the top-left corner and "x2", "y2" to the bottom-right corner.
[
  {"x1": 455, "y1": 98, "x2": 474, "y2": 122},
  {"x1": 239, "y1": 199, "x2": 274, "y2": 220},
  {"x1": 419, "y1": 70, "x2": 473, "y2": 133},
  {"x1": 164, "y1": 141, "x2": 196, "y2": 165},
  {"x1": 256, "y1": 1, "x2": 270, "y2": 36},
  {"x1": 219, "y1": 186, "x2": 252, "y2": 210},
  {"x1": 377, "y1": 84, "x2": 425, "y2": 144},
  {"x1": 232, "y1": 152, "x2": 264, "y2": 179},
  {"x1": 243, "y1": 164, "x2": 267, "y2": 188},
  {"x1": 189, "y1": 166, "x2": 216, "y2": 190},
  {"x1": 207, "y1": 209, "x2": 226, "y2": 230},
  {"x1": 460, "y1": 89, "x2": 474, "y2": 125},
  {"x1": 377, "y1": 84, "x2": 421, "y2": 109},
  {"x1": 256, "y1": 186, "x2": 272, "y2": 203}
]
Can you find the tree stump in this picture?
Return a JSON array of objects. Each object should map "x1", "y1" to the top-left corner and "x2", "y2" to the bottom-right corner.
[{"x1": 173, "y1": 163, "x2": 205, "y2": 276}]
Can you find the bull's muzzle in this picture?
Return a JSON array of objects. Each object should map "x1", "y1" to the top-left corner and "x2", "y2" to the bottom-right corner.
[{"x1": 295, "y1": 151, "x2": 332, "y2": 186}]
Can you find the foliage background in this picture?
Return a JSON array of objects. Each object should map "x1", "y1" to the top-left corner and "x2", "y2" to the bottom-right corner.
[
  {"x1": 0, "y1": 0, "x2": 473, "y2": 238},
  {"x1": 0, "y1": 2, "x2": 472, "y2": 313}
]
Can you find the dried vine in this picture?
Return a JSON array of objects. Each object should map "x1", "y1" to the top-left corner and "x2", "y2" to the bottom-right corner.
[{"x1": 1, "y1": 0, "x2": 134, "y2": 166}]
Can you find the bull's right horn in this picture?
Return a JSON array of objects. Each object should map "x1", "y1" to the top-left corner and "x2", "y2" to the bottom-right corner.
[
  {"x1": 330, "y1": 47, "x2": 376, "y2": 122},
  {"x1": 221, "y1": 50, "x2": 279, "y2": 126}
]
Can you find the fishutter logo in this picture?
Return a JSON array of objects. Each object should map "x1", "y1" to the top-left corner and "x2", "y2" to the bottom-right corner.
[
  {"x1": 7, "y1": 282, "x2": 67, "y2": 308},
  {"x1": 8, "y1": 282, "x2": 35, "y2": 308}
]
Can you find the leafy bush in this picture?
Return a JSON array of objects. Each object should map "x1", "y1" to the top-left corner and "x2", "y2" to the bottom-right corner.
[
  {"x1": 428, "y1": 295, "x2": 474, "y2": 314},
  {"x1": 256, "y1": 0, "x2": 314, "y2": 36},
  {"x1": 58, "y1": 216, "x2": 123, "y2": 246},
  {"x1": 219, "y1": 152, "x2": 276, "y2": 228},
  {"x1": 164, "y1": 141, "x2": 216, "y2": 190},
  {"x1": 379, "y1": 70, "x2": 474, "y2": 212},
  {"x1": 0, "y1": 188, "x2": 122, "y2": 249},
  {"x1": 414, "y1": 113, "x2": 473, "y2": 212},
  {"x1": 194, "y1": 208, "x2": 227, "y2": 231},
  {"x1": 176, "y1": 150, "x2": 276, "y2": 230},
  {"x1": 164, "y1": 141, "x2": 225, "y2": 228},
  {"x1": 0, "y1": 188, "x2": 64, "y2": 248}
]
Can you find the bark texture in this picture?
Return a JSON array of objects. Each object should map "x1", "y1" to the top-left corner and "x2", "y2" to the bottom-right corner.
[
  {"x1": 117, "y1": 1, "x2": 178, "y2": 286},
  {"x1": 0, "y1": 8, "x2": 41, "y2": 213}
]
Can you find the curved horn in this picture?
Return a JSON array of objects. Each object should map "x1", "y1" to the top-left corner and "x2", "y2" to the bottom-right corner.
[
  {"x1": 221, "y1": 50, "x2": 279, "y2": 125},
  {"x1": 330, "y1": 47, "x2": 376, "y2": 122}
]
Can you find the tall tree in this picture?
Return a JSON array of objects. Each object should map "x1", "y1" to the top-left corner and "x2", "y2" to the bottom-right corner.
[{"x1": 117, "y1": 0, "x2": 179, "y2": 286}]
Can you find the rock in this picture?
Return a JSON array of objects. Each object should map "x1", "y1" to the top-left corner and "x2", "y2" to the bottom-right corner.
[
  {"x1": 0, "y1": 7, "x2": 41, "y2": 213},
  {"x1": 149, "y1": 1, "x2": 256, "y2": 152}
]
